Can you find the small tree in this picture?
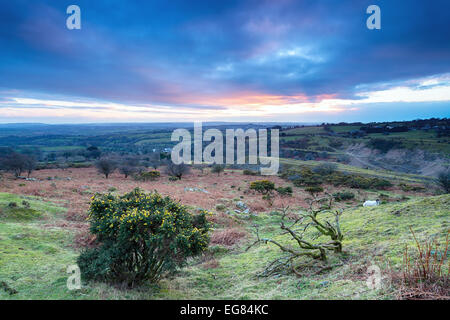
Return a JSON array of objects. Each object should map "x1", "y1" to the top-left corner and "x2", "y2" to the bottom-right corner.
[
  {"x1": 119, "y1": 165, "x2": 136, "y2": 179},
  {"x1": 0, "y1": 152, "x2": 29, "y2": 177},
  {"x1": 250, "y1": 180, "x2": 275, "y2": 194},
  {"x1": 95, "y1": 158, "x2": 117, "y2": 179},
  {"x1": 211, "y1": 164, "x2": 225, "y2": 176},
  {"x1": 77, "y1": 188, "x2": 210, "y2": 287},
  {"x1": 166, "y1": 162, "x2": 190, "y2": 180},
  {"x1": 305, "y1": 186, "x2": 324, "y2": 197},
  {"x1": 24, "y1": 156, "x2": 36, "y2": 178},
  {"x1": 194, "y1": 164, "x2": 207, "y2": 174},
  {"x1": 248, "y1": 197, "x2": 344, "y2": 277},
  {"x1": 148, "y1": 152, "x2": 161, "y2": 170},
  {"x1": 436, "y1": 170, "x2": 450, "y2": 193}
]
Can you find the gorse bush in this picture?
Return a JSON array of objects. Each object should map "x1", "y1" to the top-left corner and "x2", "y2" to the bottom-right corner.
[
  {"x1": 346, "y1": 176, "x2": 373, "y2": 189},
  {"x1": 136, "y1": 170, "x2": 160, "y2": 181},
  {"x1": 398, "y1": 183, "x2": 425, "y2": 192},
  {"x1": 243, "y1": 169, "x2": 258, "y2": 176},
  {"x1": 313, "y1": 162, "x2": 338, "y2": 175},
  {"x1": 286, "y1": 167, "x2": 322, "y2": 187},
  {"x1": 148, "y1": 170, "x2": 161, "y2": 180},
  {"x1": 250, "y1": 180, "x2": 275, "y2": 194},
  {"x1": 77, "y1": 188, "x2": 211, "y2": 287},
  {"x1": 276, "y1": 186, "x2": 293, "y2": 196},
  {"x1": 367, "y1": 177, "x2": 393, "y2": 189},
  {"x1": 338, "y1": 174, "x2": 392, "y2": 190},
  {"x1": 332, "y1": 191, "x2": 355, "y2": 201},
  {"x1": 293, "y1": 177, "x2": 322, "y2": 187},
  {"x1": 305, "y1": 186, "x2": 324, "y2": 196},
  {"x1": 281, "y1": 166, "x2": 392, "y2": 190}
]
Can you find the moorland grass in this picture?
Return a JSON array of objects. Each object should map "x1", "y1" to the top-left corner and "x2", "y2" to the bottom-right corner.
[{"x1": 0, "y1": 191, "x2": 448, "y2": 300}]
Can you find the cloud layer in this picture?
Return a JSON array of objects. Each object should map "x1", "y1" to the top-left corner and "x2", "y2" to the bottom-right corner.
[{"x1": 0, "y1": 0, "x2": 449, "y2": 122}]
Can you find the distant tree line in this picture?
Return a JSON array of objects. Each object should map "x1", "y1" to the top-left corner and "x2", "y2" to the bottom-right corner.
[
  {"x1": 94, "y1": 151, "x2": 169, "y2": 179},
  {"x1": 325, "y1": 118, "x2": 448, "y2": 131},
  {"x1": 360, "y1": 126, "x2": 409, "y2": 133}
]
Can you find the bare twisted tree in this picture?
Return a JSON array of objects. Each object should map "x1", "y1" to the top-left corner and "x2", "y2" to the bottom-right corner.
[{"x1": 247, "y1": 194, "x2": 344, "y2": 276}]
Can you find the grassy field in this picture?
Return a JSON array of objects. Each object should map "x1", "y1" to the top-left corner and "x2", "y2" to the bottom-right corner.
[
  {"x1": 1, "y1": 118, "x2": 448, "y2": 299},
  {"x1": 281, "y1": 125, "x2": 450, "y2": 156},
  {"x1": 279, "y1": 158, "x2": 435, "y2": 184},
  {"x1": 1, "y1": 183, "x2": 448, "y2": 300},
  {"x1": 0, "y1": 193, "x2": 80, "y2": 299},
  {"x1": 283, "y1": 126, "x2": 327, "y2": 135}
]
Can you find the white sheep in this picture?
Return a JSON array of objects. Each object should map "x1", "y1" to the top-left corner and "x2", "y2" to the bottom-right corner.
[{"x1": 363, "y1": 199, "x2": 380, "y2": 207}]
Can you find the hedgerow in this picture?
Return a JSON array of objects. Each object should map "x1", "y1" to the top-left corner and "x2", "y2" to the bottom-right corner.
[
  {"x1": 332, "y1": 191, "x2": 355, "y2": 201},
  {"x1": 281, "y1": 166, "x2": 392, "y2": 190},
  {"x1": 276, "y1": 186, "x2": 293, "y2": 196}
]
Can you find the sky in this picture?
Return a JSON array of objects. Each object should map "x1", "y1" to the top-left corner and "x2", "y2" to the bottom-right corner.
[{"x1": 0, "y1": 0, "x2": 449, "y2": 123}]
